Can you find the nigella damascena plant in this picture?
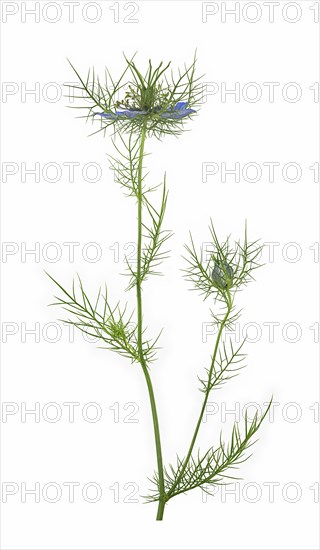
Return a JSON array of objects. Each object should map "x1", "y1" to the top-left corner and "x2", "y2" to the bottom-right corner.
[{"x1": 48, "y1": 55, "x2": 272, "y2": 521}]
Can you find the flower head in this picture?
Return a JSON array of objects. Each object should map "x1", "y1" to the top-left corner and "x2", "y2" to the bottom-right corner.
[{"x1": 67, "y1": 54, "x2": 202, "y2": 138}]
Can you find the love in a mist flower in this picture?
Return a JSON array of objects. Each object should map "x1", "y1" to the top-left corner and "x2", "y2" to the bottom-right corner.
[
  {"x1": 98, "y1": 101, "x2": 196, "y2": 121},
  {"x1": 66, "y1": 55, "x2": 201, "y2": 138}
]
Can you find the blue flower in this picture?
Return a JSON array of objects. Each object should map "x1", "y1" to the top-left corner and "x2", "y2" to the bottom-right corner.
[
  {"x1": 97, "y1": 101, "x2": 196, "y2": 121},
  {"x1": 159, "y1": 101, "x2": 196, "y2": 119}
]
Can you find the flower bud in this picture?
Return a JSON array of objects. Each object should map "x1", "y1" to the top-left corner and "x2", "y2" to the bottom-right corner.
[{"x1": 211, "y1": 262, "x2": 234, "y2": 289}]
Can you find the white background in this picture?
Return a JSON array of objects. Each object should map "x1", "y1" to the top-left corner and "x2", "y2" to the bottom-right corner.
[{"x1": 1, "y1": 1, "x2": 319, "y2": 549}]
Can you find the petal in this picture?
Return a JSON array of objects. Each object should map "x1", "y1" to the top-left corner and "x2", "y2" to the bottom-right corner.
[
  {"x1": 160, "y1": 108, "x2": 196, "y2": 120},
  {"x1": 115, "y1": 109, "x2": 147, "y2": 118},
  {"x1": 180, "y1": 108, "x2": 196, "y2": 117},
  {"x1": 160, "y1": 112, "x2": 182, "y2": 119},
  {"x1": 174, "y1": 101, "x2": 188, "y2": 111},
  {"x1": 97, "y1": 112, "x2": 118, "y2": 120}
]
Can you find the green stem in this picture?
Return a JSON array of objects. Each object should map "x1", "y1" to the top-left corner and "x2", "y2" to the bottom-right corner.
[
  {"x1": 167, "y1": 290, "x2": 232, "y2": 498},
  {"x1": 136, "y1": 122, "x2": 166, "y2": 520}
]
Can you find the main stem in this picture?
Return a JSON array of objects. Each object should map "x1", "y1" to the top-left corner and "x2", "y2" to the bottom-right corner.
[
  {"x1": 136, "y1": 123, "x2": 166, "y2": 520},
  {"x1": 167, "y1": 290, "x2": 232, "y2": 498}
]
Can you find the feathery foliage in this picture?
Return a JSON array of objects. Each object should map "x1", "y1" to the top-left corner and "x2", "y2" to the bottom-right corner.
[
  {"x1": 47, "y1": 273, "x2": 161, "y2": 365},
  {"x1": 146, "y1": 402, "x2": 272, "y2": 502},
  {"x1": 198, "y1": 338, "x2": 246, "y2": 394}
]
